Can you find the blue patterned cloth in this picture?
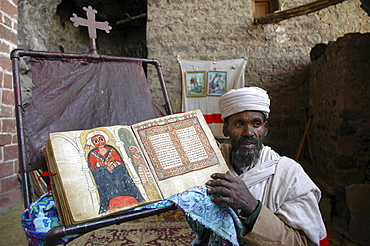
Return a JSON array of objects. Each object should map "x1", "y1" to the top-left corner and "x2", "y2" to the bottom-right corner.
[
  {"x1": 21, "y1": 192, "x2": 76, "y2": 246},
  {"x1": 168, "y1": 186, "x2": 247, "y2": 246},
  {"x1": 21, "y1": 192, "x2": 173, "y2": 246},
  {"x1": 22, "y1": 186, "x2": 246, "y2": 246}
]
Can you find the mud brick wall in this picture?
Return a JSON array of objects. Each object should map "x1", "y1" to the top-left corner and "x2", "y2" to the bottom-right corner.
[
  {"x1": 309, "y1": 33, "x2": 370, "y2": 186},
  {"x1": 308, "y1": 32, "x2": 370, "y2": 246}
]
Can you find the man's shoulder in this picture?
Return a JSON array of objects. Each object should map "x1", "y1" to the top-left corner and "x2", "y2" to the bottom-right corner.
[
  {"x1": 273, "y1": 156, "x2": 315, "y2": 188},
  {"x1": 276, "y1": 155, "x2": 304, "y2": 170},
  {"x1": 259, "y1": 145, "x2": 281, "y2": 162},
  {"x1": 263, "y1": 146, "x2": 300, "y2": 165},
  {"x1": 260, "y1": 146, "x2": 305, "y2": 174}
]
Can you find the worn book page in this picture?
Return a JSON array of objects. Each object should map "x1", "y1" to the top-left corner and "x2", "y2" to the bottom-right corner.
[
  {"x1": 46, "y1": 125, "x2": 162, "y2": 225},
  {"x1": 131, "y1": 109, "x2": 229, "y2": 198}
]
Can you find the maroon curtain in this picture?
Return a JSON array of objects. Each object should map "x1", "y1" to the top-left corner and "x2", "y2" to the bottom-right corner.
[{"x1": 24, "y1": 58, "x2": 166, "y2": 171}]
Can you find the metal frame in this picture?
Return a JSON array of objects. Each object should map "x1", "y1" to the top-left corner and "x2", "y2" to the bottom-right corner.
[
  {"x1": 10, "y1": 49, "x2": 175, "y2": 246},
  {"x1": 45, "y1": 205, "x2": 176, "y2": 245}
]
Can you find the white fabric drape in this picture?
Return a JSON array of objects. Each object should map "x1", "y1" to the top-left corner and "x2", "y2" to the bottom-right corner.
[{"x1": 179, "y1": 58, "x2": 248, "y2": 138}]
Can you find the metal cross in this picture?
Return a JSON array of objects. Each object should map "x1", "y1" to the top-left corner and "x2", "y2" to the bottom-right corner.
[{"x1": 70, "y1": 6, "x2": 112, "y2": 54}]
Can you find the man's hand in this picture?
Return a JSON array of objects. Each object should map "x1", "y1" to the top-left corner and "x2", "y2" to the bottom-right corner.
[{"x1": 206, "y1": 171, "x2": 259, "y2": 216}]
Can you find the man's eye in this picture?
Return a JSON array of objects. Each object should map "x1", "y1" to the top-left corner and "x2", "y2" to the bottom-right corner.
[
  {"x1": 234, "y1": 122, "x2": 243, "y2": 127},
  {"x1": 253, "y1": 121, "x2": 262, "y2": 127}
]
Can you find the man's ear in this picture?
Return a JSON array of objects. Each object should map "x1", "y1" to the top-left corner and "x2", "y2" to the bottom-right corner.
[
  {"x1": 264, "y1": 121, "x2": 269, "y2": 136},
  {"x1": 223, "y1": 123, "x2": 229, "y2": 137}
]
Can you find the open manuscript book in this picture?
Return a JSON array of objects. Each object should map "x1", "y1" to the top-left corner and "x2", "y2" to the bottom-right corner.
[{"x1": 44, "y1": 109, "x2": 229, "y2": 225}]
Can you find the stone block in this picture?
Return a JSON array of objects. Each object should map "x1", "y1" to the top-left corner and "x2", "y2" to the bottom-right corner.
[
  {"x1": 1, "y1": 118, "x2": 16, "y2": 133},
  {"x1": 3, "y1": 73, "x2": 13, "y2": 89},
  {"x1": 0, "y1": 56, "x2": 12, "y2": 72},
  {"x1": 319, "y1": 197, "x2": 331, "y2": 223},
  {"x1": 0, "y1": 174, "x2": 19, "y2": 193},
  {"x1": 0, "y1": 105, "x2": 13, "y2": 117},
  {"x1": 0, "y1": 162, "x2": 14, "y2": 178},
  {"x1": 3, "y1": 144, "x2": 18, "y2": 161},
  {"x1": 346, "y1": 184, "x2": 370, "y2": 246},
  {"x1": 1, "y1": 89, "x2": 15, "y2": 106},
  {"x1": 0, "y1": 133, "x2": 12, "y2": 146},
  {"x1": 0, "y1": 24, "x2": 17, "y2": 44},
  {"x1": 1, "y1": 0, "x2": 18, "y2": 19}
]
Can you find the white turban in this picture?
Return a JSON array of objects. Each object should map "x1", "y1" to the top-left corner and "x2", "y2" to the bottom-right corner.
[
  {"x1": 218, "y1": 87, "x2": 270, "y2": 120},
  {"x1": 86, "y1": 130, "x2": 109, "y2": 146}
]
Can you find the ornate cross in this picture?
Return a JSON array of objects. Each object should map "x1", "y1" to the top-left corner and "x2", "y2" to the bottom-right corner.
[{"x1": 70, "y1": 6, "x2": 112, "y2": 54}]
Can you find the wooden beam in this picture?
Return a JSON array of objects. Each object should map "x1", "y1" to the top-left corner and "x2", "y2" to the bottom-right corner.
[
  {"x1": 255, "y1": 0, "x2": 346, "y2": 24},
  {"x1": 116, "y1": 13, "x2": 147, "y2": 25}
]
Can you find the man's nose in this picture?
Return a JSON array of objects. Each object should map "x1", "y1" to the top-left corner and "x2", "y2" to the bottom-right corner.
[{"x1": 242, "y1": 125, "x2": 254, "y2": 137}]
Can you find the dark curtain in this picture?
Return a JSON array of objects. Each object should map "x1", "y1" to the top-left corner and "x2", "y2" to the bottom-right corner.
[{"x1": 24, "y1": 58, "x2": 166, "y2": 171}]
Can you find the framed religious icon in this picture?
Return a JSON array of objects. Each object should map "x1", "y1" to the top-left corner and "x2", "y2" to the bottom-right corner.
[
  {"x1": 207, "y1": 71, "x2": 227, "y2": 96},
  {"x1": 185, "y1": 71, "x2": 206, "y2": 97}
]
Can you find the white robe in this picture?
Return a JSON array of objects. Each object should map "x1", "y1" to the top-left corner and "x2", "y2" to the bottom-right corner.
[{"x1": 222, "y1": 144, "x2": 327, "y2": 245}]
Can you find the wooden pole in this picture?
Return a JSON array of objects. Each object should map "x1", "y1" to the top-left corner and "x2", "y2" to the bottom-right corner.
[
  {"x1": 255, "y1": 0, "x2": 346, "y2": 24},
  {"x1": 295, "y1": 115, "x2": 312, "y2": 161}
]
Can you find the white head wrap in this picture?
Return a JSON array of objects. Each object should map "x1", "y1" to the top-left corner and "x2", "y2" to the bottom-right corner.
[
  {"x1": 86, "y1": 130, "x2": 109, "y2": 146},
  {"x1": 218, "y1": 87, "x2": 270, "y2": 120}
]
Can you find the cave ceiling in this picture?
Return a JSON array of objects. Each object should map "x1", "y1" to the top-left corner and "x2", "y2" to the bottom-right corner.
[{"x1": 58, "y1": 0, "x2": 147, "y2": 30}]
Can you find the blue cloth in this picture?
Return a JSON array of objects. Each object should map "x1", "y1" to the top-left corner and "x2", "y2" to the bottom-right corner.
[
  {"x1": 21, "y1": 186, "x2": 246, "y2": 246},
  {"x1": 168, "y1": 186, "x2": 248, "y2": 246},
  {"x1": 21, "y1": 192, "x2": 173, "y2": 246},
  {"x1": 21, "y1": 192, "x2": 77, "y2": 246}
]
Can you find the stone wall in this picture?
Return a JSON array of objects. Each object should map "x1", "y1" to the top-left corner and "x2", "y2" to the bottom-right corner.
[
  {"x1": 0, "y1": 0, "x2": 21, "y2": 212},
  {"x1": 7, "y1": 0, "x2": 370, "y2": 223},
  {"x1": 3, "y1": 0, "x2": 370, "y2": 242},
  {"x1": 15, "y1": 0, "x2": 370, "y2": 158},
  {"x1": 18, "y1": 0, "x2": 147, "y2": 57},
  {"x1": 308, "y1": 33, "x2": 370, "y2": 245},
  {"x1": 309, "y1": 33, "x2": 370, "y2": 186},
  {"x1": 18, "y1": 0, "x2": 78, "y2": 52},
  {"x1": 147, "y1": 0, "x2": 370, "y2": 157}
]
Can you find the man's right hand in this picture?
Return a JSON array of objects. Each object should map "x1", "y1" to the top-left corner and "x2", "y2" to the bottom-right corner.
[{"x1": 206, "y1": 171, "x2": 259, "y2": 216}]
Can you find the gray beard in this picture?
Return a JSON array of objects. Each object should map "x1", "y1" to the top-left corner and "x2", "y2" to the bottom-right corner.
[
  {"x1": 231, "y1": 136, "x2": 263, "y2": 172},
  {"x1": 234, "y1": 148, "x2": 260, "y2": 170}
]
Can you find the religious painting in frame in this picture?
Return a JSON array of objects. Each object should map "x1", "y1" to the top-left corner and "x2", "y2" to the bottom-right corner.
[
  {"x1": 185, "y1": 71, "x2": 206, "y2": 97},
  {"x1": 207, "y1": 71, "x2": 227, "y2": 96}
]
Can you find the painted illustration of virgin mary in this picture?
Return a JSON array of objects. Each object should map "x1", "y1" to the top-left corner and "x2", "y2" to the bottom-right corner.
[{"x1": 85, "y1": 130, "x2": 144, "y2": 214}]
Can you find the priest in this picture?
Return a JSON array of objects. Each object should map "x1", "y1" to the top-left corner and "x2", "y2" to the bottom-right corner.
[{"x1": 206, "y1": 87, "x2": 327, "y2": 245}]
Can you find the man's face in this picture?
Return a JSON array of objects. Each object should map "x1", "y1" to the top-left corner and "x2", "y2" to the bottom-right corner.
[{"x1": 223, "y1": 110, "x2": 268, "y2": 168}]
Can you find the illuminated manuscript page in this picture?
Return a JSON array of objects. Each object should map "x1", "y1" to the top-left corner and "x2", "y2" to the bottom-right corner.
[
  {"x1": 132, "y1": 109, "x2": 229, "y2": 198},
  {"x1": 46, "y1": 125, "x2": 162, "y2": 225}
]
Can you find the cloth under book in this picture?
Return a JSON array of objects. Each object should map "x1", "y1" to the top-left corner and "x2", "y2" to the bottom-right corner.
[{"x1": 21, "y1": 186, "x2": 246, "y2": 246}]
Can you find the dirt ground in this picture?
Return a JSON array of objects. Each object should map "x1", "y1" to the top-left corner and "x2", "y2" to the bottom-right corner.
[{"x1": 0, "y1": 201, "x2": 28, "y2": 246}]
